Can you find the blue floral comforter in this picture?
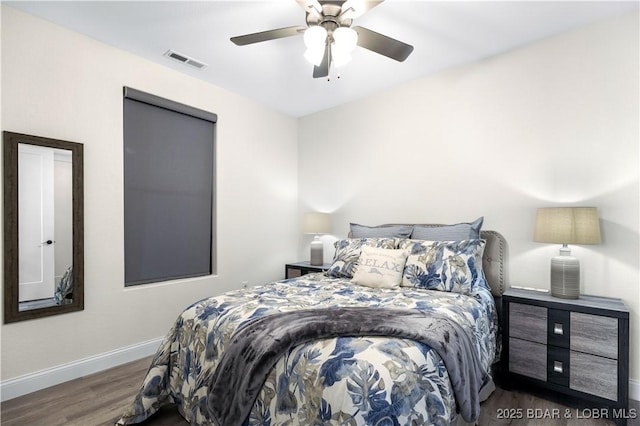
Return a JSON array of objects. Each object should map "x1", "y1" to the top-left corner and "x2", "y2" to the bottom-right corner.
[{"x1": 117, "y1": 273, "x2": 499, "y2": 426}]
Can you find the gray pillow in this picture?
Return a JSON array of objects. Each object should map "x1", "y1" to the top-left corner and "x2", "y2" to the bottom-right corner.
[
  {"x1": 411, "y1": 217, "x2": 483, "y2": 240},
  {"x1": 350, "y1": 223, "x2": 413, "y2": 238}
]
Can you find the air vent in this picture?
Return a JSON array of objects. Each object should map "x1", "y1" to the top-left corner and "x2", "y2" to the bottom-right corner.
[{"x1": 164, "y1": 50, "x2": 208, "y2": 70}]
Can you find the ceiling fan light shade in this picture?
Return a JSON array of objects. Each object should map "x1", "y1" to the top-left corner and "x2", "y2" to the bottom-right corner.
[
  {"x1": 304, "y1": 47, "x2": 325, "y2": 66},
  {"x1": 331, "y1": 27, "x2": 358, "y2": 67},
  {"x1": 304, "y1": 25, "x2": 327, "y2": 49},
  {"x1": 304, "y1": 25, "x2": 328, "y2": 66},
  {"x1": 333, "y1": 27, "x2": 358, "y2": 52},
  {"x1": 331, "y1": 49, "x2": 352, "y2": 68}
]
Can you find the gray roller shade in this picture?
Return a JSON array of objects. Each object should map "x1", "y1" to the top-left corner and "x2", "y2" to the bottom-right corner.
[{"x1": 124, "y1": 87, "x2": 216, "y2": 286}]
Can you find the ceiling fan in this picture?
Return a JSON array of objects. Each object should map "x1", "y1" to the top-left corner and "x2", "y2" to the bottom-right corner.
[{"x1": 230, "y1": 0, "x2": 414, "y2": 79}]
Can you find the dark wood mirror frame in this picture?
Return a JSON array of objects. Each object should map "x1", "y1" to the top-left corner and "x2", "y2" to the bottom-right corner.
[{"x1": 3, "y1": 131, "x2": 84, "y2": 323}]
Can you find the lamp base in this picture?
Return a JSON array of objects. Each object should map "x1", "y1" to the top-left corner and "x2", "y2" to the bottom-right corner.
[
  {"x1": 550, "y1": 253, "x2": 580, "y2": 299},
  {"x1": 310, "y1": 236, "x2": 323, "y2": 266}
]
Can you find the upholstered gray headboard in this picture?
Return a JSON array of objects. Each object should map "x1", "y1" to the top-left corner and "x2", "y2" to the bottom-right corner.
[
  {"x1": 479, "y1": 230, "x2": 508, "y2": 296},
  {"x1": 347, "y1": 225, "x2": 508, "y2": 296}
]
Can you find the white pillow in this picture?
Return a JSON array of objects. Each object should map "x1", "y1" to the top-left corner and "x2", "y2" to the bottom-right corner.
[{"x1": 352, "y1": 246, "x2": 408, "y2": 289}]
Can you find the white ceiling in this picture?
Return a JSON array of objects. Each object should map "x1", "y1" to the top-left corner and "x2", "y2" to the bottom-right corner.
[{"x1": 6, "y1": 1, "x2": 639, "y2": 117}]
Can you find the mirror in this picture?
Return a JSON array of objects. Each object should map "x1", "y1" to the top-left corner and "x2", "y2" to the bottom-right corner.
[{"x1": 4, "y1": 131, "x2": 84, "y2": 323}]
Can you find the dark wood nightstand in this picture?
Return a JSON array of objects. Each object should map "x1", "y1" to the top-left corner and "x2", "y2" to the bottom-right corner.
[
  {"x1": 502, "y1": 287, "x2": 630, "y2": 425},
  {"x1": 285, "y1": 261, "x2": 331, "y2": 279}
]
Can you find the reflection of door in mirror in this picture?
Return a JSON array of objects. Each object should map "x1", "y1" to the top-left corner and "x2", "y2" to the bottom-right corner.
[
  {"x1": 4, "y1": 131, "x2": 83, "y2": 323},
  {"x1": 18, "y1": 143, "x2": 73, "y2": 309}
]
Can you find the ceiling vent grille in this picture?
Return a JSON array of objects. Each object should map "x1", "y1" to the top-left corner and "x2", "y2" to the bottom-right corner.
[{"x1": 164, "y1": 50, "x2": 207, "y2": 70}]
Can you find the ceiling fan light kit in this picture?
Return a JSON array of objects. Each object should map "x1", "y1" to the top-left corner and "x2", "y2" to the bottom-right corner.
[
  {"x1": 333, "y1": 27, "x2": 358, "y2": 51},
  {"x1": 304, "y1": 25, "x2": 357, "y2": 67},
  {"x1": 332, "y1": 27, "x2": 358, "y2": 67},
  {"x1": 304, "y1": 25, "x2": 328, "y2": 66},
  {"x1": 230, "y1": 0, "x2": 414, "y2": 79}
]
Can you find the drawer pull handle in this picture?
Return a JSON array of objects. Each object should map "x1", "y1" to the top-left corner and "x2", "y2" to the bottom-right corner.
[
  {"x1": 553, "y1": 323, "x2": 564, "y2": 335},
  {"x1": 554, "y1": 361, "x2": 563, "y2": 374}
]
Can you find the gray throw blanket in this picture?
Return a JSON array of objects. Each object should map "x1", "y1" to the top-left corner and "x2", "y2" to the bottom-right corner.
[{"x1": 207, "y1": 307, "x2": 488, "y2": 426}]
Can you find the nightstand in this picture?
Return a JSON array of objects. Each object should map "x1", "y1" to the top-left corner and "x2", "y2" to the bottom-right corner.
[
  {"x1": 502, "y1": 287, "x2": 630, "y2": 425},
  {"x1": 285, "y1": 261, "x2": 331, "y2": 279}
]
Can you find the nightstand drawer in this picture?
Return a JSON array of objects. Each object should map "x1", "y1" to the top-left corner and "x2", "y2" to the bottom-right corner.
[
  {"x1": 509, "y1": 337, "x2": 547, "y2": 381},
  {"x1": 286, "y1": 267, "x2": 302, "y2": 278},
  {"x1": 570, "y1": 312, "x2": 618, "y2": 359},
  {"x1": 509, "y1": 302, "x2": 547, "y2": 344},
  {"x1": 570, "y1": 351, "x2": 618, "y2": 401}
]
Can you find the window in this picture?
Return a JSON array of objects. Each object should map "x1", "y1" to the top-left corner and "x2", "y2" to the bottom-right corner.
[{"x1": 123, "y1": 87, "x2": 216, "y2": 286}]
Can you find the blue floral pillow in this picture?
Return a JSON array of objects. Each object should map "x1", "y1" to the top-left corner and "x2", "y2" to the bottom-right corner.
[
  {"x1": 54, "y1": 265, "x2": 73, "y2": 304},
  {"x1": 399, "y1": 239, "x2": 486, "y2": 295},
  {"x1": 328, "y1": 238, "x2": 397, "y2": 279}
]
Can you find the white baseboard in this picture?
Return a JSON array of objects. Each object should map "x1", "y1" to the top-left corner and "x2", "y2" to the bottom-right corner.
[{"x1": 0, "y1": 337, "x2": 162, "y2": 402}]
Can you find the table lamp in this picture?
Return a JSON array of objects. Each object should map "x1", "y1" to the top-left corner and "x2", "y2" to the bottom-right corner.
[
  {"x1": 534, "y1": 207, "x2": 601, "y2": 298},
  {"x1": 303, "y1": 212, "x2": 331, "y2": 266}
]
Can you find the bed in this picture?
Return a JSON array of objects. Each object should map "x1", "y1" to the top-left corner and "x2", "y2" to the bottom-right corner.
[{"x1": 117, "y1": 220, "x2": 507, "y2": 426}]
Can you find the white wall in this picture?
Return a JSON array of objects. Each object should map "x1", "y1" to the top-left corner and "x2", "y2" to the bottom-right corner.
[
  {"x1": 1, "y1": 5, "x2": 298, "y2": 380},
  {"x1": 299, "y1": 11, "x2": 639, "y2": 385}
]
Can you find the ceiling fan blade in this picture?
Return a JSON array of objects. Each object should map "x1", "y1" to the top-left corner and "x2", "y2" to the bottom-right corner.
[
  {"x1": 313, "y1": 44, "x2": 330, "y2": 78},
  {"x1": 296, "y1": 0, "x2": 323, "y2": 19},
  {"x1": 341, "y1": 0, "x2": 384, "y2": 20},
  {"x1": 353, "y1": 26, "x2": 413, "y2": 62},
  {"x1": 231, "y1": 26, "x2": 306, "y2": 46},
  {"x1": 300, "y1": 1, "x2": 384, "y2": 20}
]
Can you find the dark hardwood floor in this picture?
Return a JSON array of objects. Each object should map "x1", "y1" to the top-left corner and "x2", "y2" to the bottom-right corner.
[{"x1": 1, "y1": 356, "x2": 638, "y2": 425}]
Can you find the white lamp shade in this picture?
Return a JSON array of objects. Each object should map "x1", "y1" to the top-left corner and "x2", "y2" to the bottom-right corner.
[
  {"x1": 534, "y1": 207, "x2": 601, "y2": 245},
  {"x1": 303, "y1": 212, "x2": 331, "y2": 234}
]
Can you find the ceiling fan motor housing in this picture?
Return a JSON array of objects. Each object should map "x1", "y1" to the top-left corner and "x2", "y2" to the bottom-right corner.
[{"x1": 306, "y1": 3, "x2": 353, "y2": 35}]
